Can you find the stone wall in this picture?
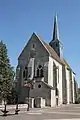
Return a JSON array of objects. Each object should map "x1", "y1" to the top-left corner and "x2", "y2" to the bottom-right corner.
[{"x1": 17, "y1": 33, "x2": 49, "y2": 103}]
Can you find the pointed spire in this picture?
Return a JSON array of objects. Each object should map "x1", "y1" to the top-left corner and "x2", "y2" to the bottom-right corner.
[{"x1": 53, "y1": 14, "x2": 60, "y2": 41}]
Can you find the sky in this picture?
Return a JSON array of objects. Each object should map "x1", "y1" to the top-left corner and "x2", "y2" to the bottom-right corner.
[{"x1": 0, "y1": 0, "x2": 80, "y2": 86}]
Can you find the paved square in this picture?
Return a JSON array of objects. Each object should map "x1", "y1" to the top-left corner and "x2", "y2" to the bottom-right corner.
[{"x1": 0, "y1": 104, "x2": 80, "y2": 120}]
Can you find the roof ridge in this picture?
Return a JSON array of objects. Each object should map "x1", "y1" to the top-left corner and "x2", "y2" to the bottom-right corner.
[{"x1": 35, "y1": 33, "x2": 62, "y2": 63}]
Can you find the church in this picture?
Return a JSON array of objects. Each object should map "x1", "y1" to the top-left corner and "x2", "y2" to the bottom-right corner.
[{"x1": 16, "y1": 15, "x2": 77, "y2": 108}]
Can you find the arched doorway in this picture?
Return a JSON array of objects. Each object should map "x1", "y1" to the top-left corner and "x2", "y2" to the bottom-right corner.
[{"x1": 34, "y1": 99, "x2": 36, "y2": 108}]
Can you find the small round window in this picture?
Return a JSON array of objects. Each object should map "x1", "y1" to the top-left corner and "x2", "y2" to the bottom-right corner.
[{"x1": 38, "y1": 84, "x2": 41, "y2": 88}]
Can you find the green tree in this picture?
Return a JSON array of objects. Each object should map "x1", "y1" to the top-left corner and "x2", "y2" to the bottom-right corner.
[
  {"x1": 0, "y1": 40, "x2": 15, "y2": 103},
  {"x1": 7, "y1": 87, "x2": 17, "y2": 104}
]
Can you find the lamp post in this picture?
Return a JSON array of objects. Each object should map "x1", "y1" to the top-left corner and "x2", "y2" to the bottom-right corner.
[
  {"x1": 24, "y1": 80, "x2": 34, "y2": 111},
  {"x1": 27, "y1": 86, "x2": 30, "y2": 111},
  {"x1": 24, "y1": 82, "x2": 31, "y2": 111}
]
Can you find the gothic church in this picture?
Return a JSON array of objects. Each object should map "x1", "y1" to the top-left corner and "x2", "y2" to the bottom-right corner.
[{"x1": 16, "y1": 15, "x2": 77, "y2": 108}]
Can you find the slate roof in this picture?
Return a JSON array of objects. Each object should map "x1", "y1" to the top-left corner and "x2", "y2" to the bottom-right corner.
[
  {"x1": 62, "y1": 59, "x2": 71, "y2": 69},
  {"x1": 37, "y1": 34, "x2": 62, "y2": 63},
  {"x1": 36, "y1": 33, "x2": 71, "y2": 70}
]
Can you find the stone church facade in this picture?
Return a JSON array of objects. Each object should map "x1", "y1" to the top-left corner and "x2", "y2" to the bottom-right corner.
[{"x1": 16, "y1": 15, "x2": 77, "y2": 108}]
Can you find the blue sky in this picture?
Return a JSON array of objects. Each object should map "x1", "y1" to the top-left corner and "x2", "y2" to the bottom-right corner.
[{"x1": 0, "y1": 0, "x2": 80, "y2": 86}]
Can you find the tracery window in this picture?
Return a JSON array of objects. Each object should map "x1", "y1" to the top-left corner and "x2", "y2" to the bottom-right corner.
[{"x1": 37, "y1": 65, "x2": 43, "y2": 77}]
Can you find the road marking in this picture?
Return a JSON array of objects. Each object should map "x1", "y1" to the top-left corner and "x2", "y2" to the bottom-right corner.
[
  {"x1": 26, "y1": 112, "x2": 42, "y2": 115},
  {"x1": 45, "y1": 111, "x2": 80, "y2": 115},
  {"x1": 74, "y1": 107, "x2": 80, "y2": 108},
  {"x1": 44, "y1": 118, "x2": 80, "y2": 120},
  {"x1": 54, "y1": 109, "x2": 80, "y2": 112}
]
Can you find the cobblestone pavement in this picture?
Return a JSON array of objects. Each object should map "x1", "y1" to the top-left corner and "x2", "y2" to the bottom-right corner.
[{"x1": 0, "y1": 104, "x2": 80, "y2": 120}]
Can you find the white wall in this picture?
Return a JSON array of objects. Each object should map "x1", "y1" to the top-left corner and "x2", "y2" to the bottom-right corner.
[
  {"x1": 48, "y1": 56, "x2": 63, "y2": 105},
  {"x1": 41, "y1": 98, "x2": 45, "y2": 108},
  {"x1": 48, "y1": 56, "x2": 53, "y2": 87},
  {"x1": 72, "y1": 72, "x2": 75, "y2": 103},
  {"x1": 32, "y1": 98, "x2": 34, "y2": 108},
  {"x1": 51, "y1": 90, "x2": 56, "y2": 107},
  {"x1": 66, "y1": 67, "x2": 70, "y2": 104}
]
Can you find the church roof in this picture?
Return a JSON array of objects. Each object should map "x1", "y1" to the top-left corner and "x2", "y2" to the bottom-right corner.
[
  {"x1": 36, "y1": 33, "x2": 72, "y2": 70},
  {"x1": 36, "y1": 33, "x2": 62, "y2": 64},
  {"x1": 36, "y1": 80, "x2": 55, "y2": 90},
  {"x1": 61, "y1": 59, "x2": 71, "y2": 69}
]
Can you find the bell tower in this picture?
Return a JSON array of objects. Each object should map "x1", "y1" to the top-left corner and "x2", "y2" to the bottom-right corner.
[{"x1": 49, "y1": 14, "x2": 63, "y2": 59}]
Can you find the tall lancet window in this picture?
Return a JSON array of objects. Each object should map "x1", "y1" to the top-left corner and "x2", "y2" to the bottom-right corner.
[
  {"x1": 23, "y1": 66, "x2": 28, "y2": 80},
  {"x1": 37, "y1": 65, "x2": 43, "y2": 77},
  {"x1": 56, "y1": 88, "x2": 59, "y2": 96},
  {"x1": 53, "y1": 63, "x2": 57, "y2": 88}
]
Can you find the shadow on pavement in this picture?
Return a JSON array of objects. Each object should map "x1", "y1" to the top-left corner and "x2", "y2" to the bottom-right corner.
[{"x1": 0, "y1": 113, "x2": 18, "y2": 117}]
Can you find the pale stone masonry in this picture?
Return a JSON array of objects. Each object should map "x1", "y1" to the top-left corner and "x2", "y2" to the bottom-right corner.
[{"x1": 16, "y1": 14, "x2": 78, "y2": 108}]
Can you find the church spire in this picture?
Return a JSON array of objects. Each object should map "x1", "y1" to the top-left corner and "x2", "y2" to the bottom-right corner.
[
  {"x1": 49, "y1": 14, "x2": 63, "y2": 59},
  {"x1": 53, "y1": 14, "x2": 60, "y2": 41}
]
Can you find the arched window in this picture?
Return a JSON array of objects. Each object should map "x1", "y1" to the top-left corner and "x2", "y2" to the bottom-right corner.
[
  {"x1": 56, "y1": 43, "x2": 58, "y2": 47},
  {"x1": 53, "y1": 63, "x2": 57, "y2": 87},
  {"x1": 40, "y1": 68, "x2": 43, "y2": 77},
  {"x1": 56, "y1": 88, "x2": 59, "y2": 96},
  {"x1": 37, "y1": 69, "x2": 39, "y2": 77},
  {"x1": 23, "y1": 66, "x2": 28, "y2": 80},
  {"x1": 25, "y1": 67, "x2": 28, "y2": 77},
  {"x1": 37, "y1": 65, "x2": 43, "y2": 77},
  {"x1": 23, "y1": 70, "x2": 25, "y2": 78}
]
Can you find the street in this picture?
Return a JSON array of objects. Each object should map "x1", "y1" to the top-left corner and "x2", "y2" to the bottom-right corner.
[{"x1": 0, "y1": 104, "x2": 80, "y2": 120}]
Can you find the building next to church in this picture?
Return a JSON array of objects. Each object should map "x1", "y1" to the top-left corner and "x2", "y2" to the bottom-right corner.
[{"x1": 16, "y1": 14, "x2": 78, "y2": 108}]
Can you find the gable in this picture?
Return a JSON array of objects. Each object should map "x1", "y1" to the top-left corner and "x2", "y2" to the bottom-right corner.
[
  {"x1": 35, "y1": 80, "x2": 55, "y2": 90},
  {"x1": 18, "y1": 32, "x2": 49, "y2": 62}
]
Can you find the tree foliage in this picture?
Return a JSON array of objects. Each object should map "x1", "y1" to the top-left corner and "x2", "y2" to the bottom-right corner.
[
  {"x1": 0, "y1": 40, "x2": 15, "y2": 101},
  {"x1": 7, "y1": 87, "x2": 17, "y2": 104}
]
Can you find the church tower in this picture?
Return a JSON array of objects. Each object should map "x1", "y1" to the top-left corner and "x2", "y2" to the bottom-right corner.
[{"x1": 49, "y1": 14, "x2": 63, "y2": 59}]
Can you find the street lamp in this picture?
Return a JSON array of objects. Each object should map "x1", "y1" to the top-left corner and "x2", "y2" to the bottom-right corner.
[{"x1": 24, "y1": 80, "x2": 34, "y2": 111}]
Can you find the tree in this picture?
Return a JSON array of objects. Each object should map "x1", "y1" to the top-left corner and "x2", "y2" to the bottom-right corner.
[
  {"x1": 7, "y1": 87, "x2": 17, "y2": 104},
  {"x1": 0, "y1": 40, "x2": 15, "y2": 103}
]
